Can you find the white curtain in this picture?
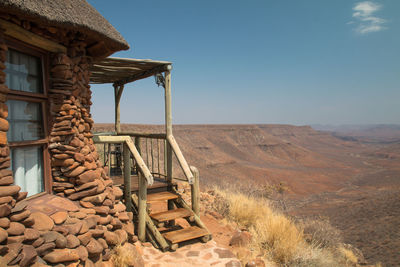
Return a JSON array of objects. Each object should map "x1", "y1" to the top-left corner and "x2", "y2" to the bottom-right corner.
[{"x1": 11, "y1": 147, "x2": 43, "y2": 197}]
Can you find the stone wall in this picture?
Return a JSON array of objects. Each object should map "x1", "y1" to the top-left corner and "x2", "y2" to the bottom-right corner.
[{"x1": 0, "y1": 17, "x2": 135, "y2": 266}]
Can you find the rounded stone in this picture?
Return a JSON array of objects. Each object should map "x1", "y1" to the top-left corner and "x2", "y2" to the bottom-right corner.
[{"x1": 31, "y1": 212, "x2": 54, "y2": 231}]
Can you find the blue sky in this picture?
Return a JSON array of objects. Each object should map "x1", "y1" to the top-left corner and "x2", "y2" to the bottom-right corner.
[{"x1": 88, "y1": 1, "x2": 400, "y2": 125}]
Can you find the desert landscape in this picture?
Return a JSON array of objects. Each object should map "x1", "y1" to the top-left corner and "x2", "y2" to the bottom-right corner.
[{"x1": 94, "y1": 123, "x2": 400, "y2": 266}]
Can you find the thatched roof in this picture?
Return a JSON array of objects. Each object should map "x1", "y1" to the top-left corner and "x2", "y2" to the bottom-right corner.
[{"x1": 0, "y1": 0, "x2": 129, "y2": 57}]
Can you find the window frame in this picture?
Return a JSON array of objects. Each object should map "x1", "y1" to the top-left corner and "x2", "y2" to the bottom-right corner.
[{"x1": 5, "y1": 36, "x2": 52, "y2": 196}]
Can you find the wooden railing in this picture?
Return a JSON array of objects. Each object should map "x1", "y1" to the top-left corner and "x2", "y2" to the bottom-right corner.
[{"x1": 93, "y1": 132, "x2": 200, "y2": 242}]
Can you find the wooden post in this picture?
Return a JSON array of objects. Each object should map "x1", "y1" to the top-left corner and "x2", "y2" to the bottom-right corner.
[
  {"x1": 107, "y1": 143, "x2": 111, "y2": 176},
  {"x1": 113, "y1": 84, "x2": 124, "y2": 134},
  {"x1": 164, "y1": 70, "x2": 174, "y2": 215},
  {"x1": 135, "y1": 137, "x2": 141, "y2": 174},
  {"x1": 190, "y1": 166, "x2": 200, "y2": 217},
  {"x1": 123, "y1": 143, "x2": 132, "y2": 212},
  {"x1": 138, "y1": 171, "x2": 147, "y2": 242}
]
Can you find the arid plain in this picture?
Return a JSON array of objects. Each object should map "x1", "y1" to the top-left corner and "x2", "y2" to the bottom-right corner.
[{"x1": 94, "y1": 123, "x2": 400, "y2": 266}]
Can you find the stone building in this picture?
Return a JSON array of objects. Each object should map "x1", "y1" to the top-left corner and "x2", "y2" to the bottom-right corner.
[{"x1": 0, "y1": 0, "x2": 135, "y2": 265}]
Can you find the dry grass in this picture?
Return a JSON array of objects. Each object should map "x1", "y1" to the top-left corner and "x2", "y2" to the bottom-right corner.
[
  {"x1": 213, "y1": 187, "x2": 304, "y2": 264},
  {"x1": 111, "y1": 244, "x2": 142, "y2": 267},
  {"x1": 210, "y1": 187, "x2": 379, "y2": 266}
]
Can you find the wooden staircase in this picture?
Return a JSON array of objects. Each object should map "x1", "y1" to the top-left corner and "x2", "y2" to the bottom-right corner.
[{"x1": 131, "y1": 189, "x2": 211, "y2": 251}]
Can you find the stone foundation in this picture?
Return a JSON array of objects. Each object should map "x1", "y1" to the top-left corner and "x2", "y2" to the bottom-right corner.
[{"x1": 0, "y1": 17, "x2": 134, "y2": 266}]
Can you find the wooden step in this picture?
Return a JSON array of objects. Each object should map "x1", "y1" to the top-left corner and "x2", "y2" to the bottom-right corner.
[
  {"x1": 150, "y1": 208, "x2": 192, "y2": 222},
  {"x1": 162, "y1": 226, "x2": 208, "y2": 244},
  {"x1": 147, "y1": 191, "x2": 179, "y2": 203}
]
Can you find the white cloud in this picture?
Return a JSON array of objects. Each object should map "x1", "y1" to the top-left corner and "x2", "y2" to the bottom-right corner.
[{"x1": 350, "y1": 1, "x2": 386, "y2": 34}]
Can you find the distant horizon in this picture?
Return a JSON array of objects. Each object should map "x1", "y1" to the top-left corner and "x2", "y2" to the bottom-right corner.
[{"x1": 89, "y1": 1, "x2": 400, "y2": 125}]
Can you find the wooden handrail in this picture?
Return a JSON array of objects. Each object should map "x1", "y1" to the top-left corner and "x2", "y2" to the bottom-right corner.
[
  {"x1": 93, "y1": 135, "x2": 154, "y2": 185},
  {"x1": 118, "y1": 132, "x2": 166, "y2": 139},
  {"x1": 167, "y1": 135, "x2": 194, "y2": 184}
]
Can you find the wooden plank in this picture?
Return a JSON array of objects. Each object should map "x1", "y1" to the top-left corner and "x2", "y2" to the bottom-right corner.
[
  {"x1": 118, "y1": 132, "x2": 166, "y2": 139},
  {"x1": 0, "y1": 19, "x2": 67, "y2": 53},
  {"x1": 162, "y1": 226, "x2": 208, "y2": 244},
  {"x1": 125, "y1": 138, "x2": 154, "y2": 185},
  {"x1": 150, "y1": 208, "x2": 192, "y2": 222},
  {"x1": 147, "y1": 191, "x2": 178, "y2": 203}
]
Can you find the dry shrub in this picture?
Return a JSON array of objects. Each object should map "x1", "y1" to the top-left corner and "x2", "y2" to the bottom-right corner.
[
  {"x1": 213, "y1": 188, "x2": 304, "y2": 264},
  {"x1": 111, "y1": 244, "x2": 142, "y2": 267},
  {"x1": 300, "y1": 218, "x2": 343, "y2": 248},
  {"x1": 211, "y1": 187, "x2": 370, "y2": 267},
  {"x1": 339, "y1": 247, "x2": 358, "y2": 265}
]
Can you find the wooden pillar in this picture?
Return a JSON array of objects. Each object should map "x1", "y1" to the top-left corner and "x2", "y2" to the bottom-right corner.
[
  {"x1": 138, "y1": 171, "x2": 147, "y2": 242},
  {"x1": 114, "y1": 84, "x2": 124, "y2": 134},
  {"x1": 123, "y1": 143, "x2": 132, "y2": 212},
  {"x1": 190, "y1": 166, "x2": 200, "y2": 217},
  {"x1": 164, "y1": 71, "x2": 174, "y2": 215}
]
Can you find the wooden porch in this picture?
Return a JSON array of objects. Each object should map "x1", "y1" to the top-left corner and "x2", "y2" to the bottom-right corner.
[{"x1": 90, "y1": 57, "x2": 211, "y2": 251}]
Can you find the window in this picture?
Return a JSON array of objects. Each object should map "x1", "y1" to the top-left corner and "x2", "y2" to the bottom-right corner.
[{"x1": 4, "y1": 39, "x2": 50, "y2": 197}]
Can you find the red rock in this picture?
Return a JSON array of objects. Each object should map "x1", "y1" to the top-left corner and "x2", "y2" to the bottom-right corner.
[
  {"x1": 2, "y1": 242, "x2": 22, "y2": 264},
  {"x1": 89, "y1": 229, "x2": 104, "y2": 238},
  {"x1": 76, "y1": 170, "x2": 100, "y2": 185},
  {"x1": 0, "y1": 185, "x2": 20, "y2": 197},
  {"x1": 0, "y1": 203, "x2": 11, "y2": 217},
  {"x1": 0, "y1": 217, "x2": 10, "y2": 228},
  {"x1": 123, "y1": 221, "x2": 135, "y2": 237},
  {"x1": 55, "y1": 234, "x2": 67, "y2": 248},
  {"x1": 50, "y1": 211, "x2": 68, "y2": 224},
  {"x1": 97, "y1": 238, "x2": 108, "y2": 249},
  {"x1": 7, "y1": 221, "x2": 25, "y2": 235},
  {"x1": 74, "y1": 153, "x2": 85, "y2": 163},
  {"x1": 229, "y1": 230, "x2": 252, "y2": 247},
  {"x1": 84, "y1": 215, "x2": 99, "y2": 229},
  {"x1": 68, "y1": 186, "x2": 98, "y2": 200},
  {"x1": 77, "y1": 231, "x2": 92, "y2": 246},
  {"x1": 31, "y1": 237, "x2": 44, "y2": 248},
  {"x1": 31, "y1": 212, "x2": 54, "y2": 231},
  {"x1": 75, "y1": 245, "x2": 88, "y2": 261},
  {"x1": 7, "y1": 234, "x2": 25, "y2": 244},
  {"x1": 0, "y1": 227, "x2": 8, "y2": 242},
  {"x1": 80, "y1": 201, "x2": 94, "y2": 208},
  {"x1": 10, "y1": 209, "x2": 30, "y2": 222},
  {"x1": 66, "y1": 166, "x2": 86, "y2": 177},
  {"x1": 112, "y1": 187, "x2": 123, "y2": 199},
  {"x1": 66, "y1": 234, "x2": 80, "y2": 248},
  {"x1": 19, "y1": 245, "x2": 37, "y2": 267},
  {"x1": 86, "y1": 238, "x2": 102, "y2": 254},
  {"x1": 115, "y1": 229, "x2": 127, "y2": 244},
  {"x1": 93, "y1": 206, "x2": 109, "y2": 215},
  {"x1": 21, "y1": 215, "x2": 35, "y2": 227},
  {"x1": 15, "y1": 192, "x2": 28, "y2": 201},
  {"x1": 81, "y1": 192, "x2": 107, "y2": 205},
  {"x1": 0, "y1": 176, "x2": 13, "y2": 185},
  {"x1": 113, "y1": 203, "x2": 126, "y2": 213},
  {"x1": 53, "y1": 225, "x2": 69, "y2": 236},
  {"x1": 104, "y1": 231, "x2": 119, "y2": 246},
  {"x1": 24, "y1": 228, "x2": 40, "y2": 241},
  {"x1": 65, "y1": 221, "x2": 83, "y2": 235},
  {"x1": 79, "y1": 220, "x2": 89, "y2": 234},
  {"x1": 98, "y1": 215, "x2": 112, "y2": 225},
  {"x1": 118, "y1": 212, "x2": 129, "y2": 222},
  {"x1": 47, "y1": 196, "x2": 79, "y2": 212},
  {"x1": 43, "y1": 248, "x2": 79, "y2": 263},
  {"x1": 42, "y1": 231, "x2": 61, "y2": 243},
  {"x1": 35, "y1": 242, "x2": 56, "y2": 256}
]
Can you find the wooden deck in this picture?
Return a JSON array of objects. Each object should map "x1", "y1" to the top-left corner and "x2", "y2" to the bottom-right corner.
[{"x1": 110, "y1": 174, "x2": 169, "y2": 192}]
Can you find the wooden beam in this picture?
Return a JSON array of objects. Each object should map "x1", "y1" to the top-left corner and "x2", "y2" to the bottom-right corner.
[
  {"x1": 190, "y1": 166, "x2": 200, "y2": 217},
  {"x1": 0, "y1": 19, "x2": 66, "y2": 53},
  {"x1": 137, "y1": 171, "x2": 147, "y2": 242},
  {"x1": 113, "y1": 84, "x2": 124, "y2": 133},
  {"x1": 123, "y1": 143, "x2": 132, "y2": 212},
  {"x1": 118, "y1": 132, "x2": 166, "y2": 140},
  {"x1": 167, "y1": 135, "x2": 194, "y2": 184},
  {"x1": 114, "y1": 64, "x2": 172, "y2": 86}
]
